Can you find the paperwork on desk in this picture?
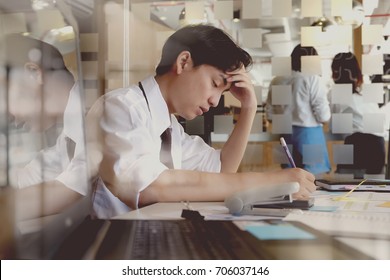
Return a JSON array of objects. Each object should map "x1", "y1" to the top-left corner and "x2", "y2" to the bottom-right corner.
[
  {"x1": 310, "y1": 190, "x2": 390, "y2": 213},
  {"x1": 284, "y1": 211, "x2": 390, "y2": 239},
  {"x1": 283, "y1": 191, "x2": 390, "y2": 239}
]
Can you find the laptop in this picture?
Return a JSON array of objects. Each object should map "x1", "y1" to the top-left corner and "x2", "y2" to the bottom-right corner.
[
  {"x1": 315, "y1": 178, "x2": 390, "y2": 192},
  {"x1": 50, "y1": 212, "x2": 373, "y2": 260}
]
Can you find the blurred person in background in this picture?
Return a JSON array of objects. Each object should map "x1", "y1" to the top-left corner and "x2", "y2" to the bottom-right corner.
[
  {"x1": 330, "y1": 52, "x2": 386, "y2": 175},
  {"x1": 266, "y1": 44, "x2": 331, "y2": 175}
]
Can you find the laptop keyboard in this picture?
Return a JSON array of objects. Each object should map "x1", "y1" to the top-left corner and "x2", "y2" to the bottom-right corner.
[
  {"x1": 52, "y1": 217, "x2": 373, "y2": 260},
  {"x1": 131, "y1": 220, "x2": 212, "y2": 259},
  {"x1": 95, "y1": 219, "x2": 262, "y2": 260}
]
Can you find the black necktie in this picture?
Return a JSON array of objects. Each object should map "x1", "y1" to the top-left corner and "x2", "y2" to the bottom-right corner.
[
  {"x1": 65, "y1": 136, "x2": 76, "y2": 161},
  {"x1": 160, "y1": 127, "x2": 173, "y2": 168}
]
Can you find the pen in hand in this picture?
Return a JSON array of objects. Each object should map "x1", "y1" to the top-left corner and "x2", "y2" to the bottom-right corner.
[{"x1": 280, "y1": 137, "x2": 296, "y2": 168}]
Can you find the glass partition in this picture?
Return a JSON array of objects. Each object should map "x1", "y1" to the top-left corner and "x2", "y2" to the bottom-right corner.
[
  {"x1": 0, "y1": 0, "x2": 90, "y2": 259},
  {"x1": 101, "y1": 0, "x2": 389, "y2": 178}
]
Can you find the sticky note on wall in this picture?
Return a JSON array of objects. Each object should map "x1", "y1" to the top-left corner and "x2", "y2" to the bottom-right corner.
[
  {"x1": 362, "y1": 24, "x2": 383, "y2": 45},
  {"x1": 272, "y1": 57, "x2": 291, "y2": 76},
  {"x1": 332, "y1": 113, "x2": 353, "y2": 134},
  {"x1": 272, "y1": 0, "x2": 292, "y2": 17},
  {"x1": 301, "y1": 0, "x2": 322, "y2": 17},
  {"x1": 242, "y1": 28, "x2": 262, "y2": 48},
  {"x1": 272, "y1": 114, "x2": 293, "y2": 134},
  {"x1": 361, "y1": 83, "x2": 384, "y2": 103},
  {"x1": 214, "y1": 0, "x2": 233, "y2": 20},
  {"x1": 242, "y1": 0, "x2": 262, "y2": 19},
  {"x1": 362, "y1": 54, "x2": 384, "y2": 75},
  {"x1": 331, "y1": 84, "x2": 353, "y2": 105},
  {"x1": 272, "y1": 85, "x2": 292, "y2": 105},
  {"x1": 332, "y1": 144, "x2": 354, "y2": 164}
]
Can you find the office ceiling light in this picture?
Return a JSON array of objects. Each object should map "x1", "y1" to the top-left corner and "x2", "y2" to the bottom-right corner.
[
  {"x1": 233, "y1": 10, "x2": 240, "y2": 23},
  {"x1": 31, "y1": 0, "x2": 56, "y2": 11},
  {"x1": 311, "y1": 17, "x2": 336, "y2": 31}
]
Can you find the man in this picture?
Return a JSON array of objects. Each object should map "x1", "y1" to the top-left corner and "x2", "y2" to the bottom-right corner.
[
  {"x1": 5, "y1": 34, "x2": 88, "y2": 220},
  {"x1": 91, "y1": 24, "x2": 316, "y2": 218}
]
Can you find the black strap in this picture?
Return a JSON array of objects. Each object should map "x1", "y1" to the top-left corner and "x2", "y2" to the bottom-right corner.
[
  {"x1": 138, "y1": 82, "x2": 151, "y2": 113},
  {"x1": 65, "y1": 136, "x2": 76, "y2": 160},
  {"x1": 138, "y1": 82, "x2": 173, "y2": 167}
]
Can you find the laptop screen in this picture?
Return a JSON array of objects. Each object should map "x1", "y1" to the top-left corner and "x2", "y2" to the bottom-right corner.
[{"x1": 0, "y1": 0, "x2": 92, "y2": 259}]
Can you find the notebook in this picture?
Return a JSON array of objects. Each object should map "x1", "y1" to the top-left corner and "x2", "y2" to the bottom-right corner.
[{"x1": 315, "y1": 179, "x2": 390, "y2": 192}]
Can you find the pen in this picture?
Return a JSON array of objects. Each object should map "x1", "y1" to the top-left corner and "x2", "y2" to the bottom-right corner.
[{"x1": 280, "y1": 137, "x2": 296, "y2": 168}]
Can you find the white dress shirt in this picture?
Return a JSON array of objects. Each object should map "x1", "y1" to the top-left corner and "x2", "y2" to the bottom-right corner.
[
  {"x1": 265, "y1": 71, "x2": 331, "y2": 127},
  {"x1": 331, "y1": 91, "x2": 387, "y2": 138},
  {"x1": 92, "y1": 76, "x2": 221, "y2": 218},
  {"x1": 16, "y1": 83, "x2": 89, "y2": 195}
]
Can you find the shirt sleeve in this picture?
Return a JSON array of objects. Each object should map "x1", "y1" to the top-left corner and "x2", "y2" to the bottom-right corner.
[
  {"x1": 16, "y1": 136, "x2": 64, "y2": 188},
  {"x1": 310, "y1": 76, "x2": 331, "y2": 123},
  {"x1": 56, "y1": 150, "x2": 89, "y2": 195},
  {"x1": 177, "y1": 120, "x2": 221, "y2": 172},
  {"x1": 99, "y1": 94, "x2": 168, "y2": 209}
]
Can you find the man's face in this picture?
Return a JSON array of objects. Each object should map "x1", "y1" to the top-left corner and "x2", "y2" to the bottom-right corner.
[
  {"x1": 170, "y1": 64, "x2": 231, "y2": 120},
  {"x1": 8, "y1": 68, "x2": 45, "y2": 131},
  {"x1": 8, "y1": 66, "x2": 70, "y2": 132}
]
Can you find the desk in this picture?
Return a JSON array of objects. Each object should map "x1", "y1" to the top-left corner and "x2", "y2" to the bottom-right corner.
[
  {"x1": 114, "y1": 196, "x2": 390, "y2": 260},
  {"x1": 113, "y1": 202, "x2": 225, "y2": 220}
]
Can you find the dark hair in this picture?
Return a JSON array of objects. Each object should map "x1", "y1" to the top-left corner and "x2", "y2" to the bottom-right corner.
[
  {"x1": 331, "y1": 52, "x2": 363, "y2": 93},
  {"x1": 5, "y1": 34, "x2": 69, "y2": 72},
  {"x1": 290, "y1": 44, "x2": 318, "y2": 72},
  {"x1": 155, "y1": 24, "x2": 253, "y2": 75}
]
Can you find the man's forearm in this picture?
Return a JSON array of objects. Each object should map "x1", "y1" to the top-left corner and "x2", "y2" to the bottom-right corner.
[
  {"x1": 220, "y1": 106, "x2": 256, "y2": 172},
  {"x1": 15, "y1": 181, "x2": 81, "y2": 221},
  {"x1": 138, "y1": 167, "x2": 316, "y2": 208}
]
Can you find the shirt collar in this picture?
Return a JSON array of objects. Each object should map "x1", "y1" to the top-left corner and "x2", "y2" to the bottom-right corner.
[
  {"x1": 63, "y1": 82, "x2": 85, "y2": 144},
  {"x1": 139, "y1": 76, "x2": 171, "y2": 136}
]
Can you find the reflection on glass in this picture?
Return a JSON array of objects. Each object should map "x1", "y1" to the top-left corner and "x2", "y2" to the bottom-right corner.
[{"x1": 0, "y1": 0, "x2": 90, "y2": 259}]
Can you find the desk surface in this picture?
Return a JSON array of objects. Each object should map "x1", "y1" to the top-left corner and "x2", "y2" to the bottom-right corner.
[
  {"x1": 114, "y1": 193, "x2": 390, "y2": 260},
  {"x1": 114, "y1": 202, "x2": 225, "y2": 220}
]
